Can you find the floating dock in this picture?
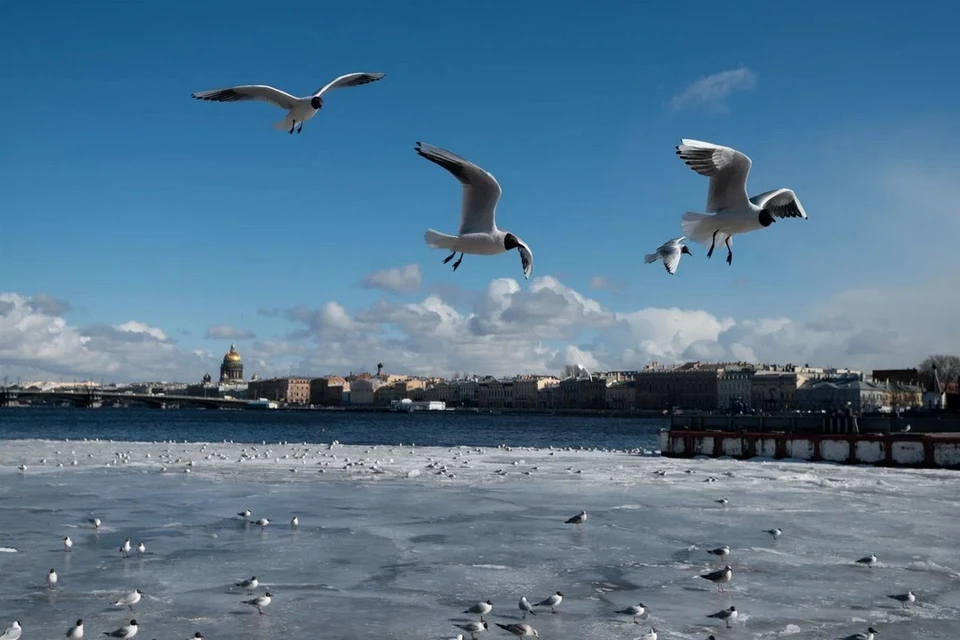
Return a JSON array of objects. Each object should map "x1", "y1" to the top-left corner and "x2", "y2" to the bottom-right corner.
[{"x1": 659, "y1": 429, "x2": 960, "y2": 469}]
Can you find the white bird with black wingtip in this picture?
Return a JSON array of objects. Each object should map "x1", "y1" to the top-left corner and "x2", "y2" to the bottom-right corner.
[
  {"x1": 495, "y1": 623, "x2": 538, "y2": 639},
  {"x1": 463, "y1": 600, "x2": 494, "y2": 622},
  {"x1": 675, "y1": 138, "x2": 808, "y2": 265},
  {"x1": 191, "y1": 72, "x2": 385, "y2": 134},
  {"x1": 63, "y1": 536, "x2": 73, "y2": 552},
  {"x1": 616, "y1": 603, "x2": 646, "y2": 624},
  {"x1": 888, "y1": 590, "x2": 915, "y2": 608},
  {"x1": 565, "y1": 510, "x2": 587, "y2": 528},
  {"x1": 839, "y1": 627, "x2": 877, "y2": 640},
  {"x1": 417, "y1": 142, "x2": 533, "y2": 280},
  {"x1": 700, "y1": 565, "x2": 732, "y2": 592},
  {"x1": 856, "y1": 553, "x2": 878, "y2": 567},
  {"x1": 454, "y1": 621, "x2": 488, "y2": 640},
  {"x1": 644, "y1": 236, "x2": 692, "y2": 275},
  {"x1": 243, "y1": 592, "x2": 272, "y2": 615},
  {"x1": 102, "y1": 620, "x2": 138, "y2": 640},
  {"x1": 707, "y1": 606, "x2": 737, "y2": 629},
  {"x1": 518, "y1": 596, "x2": 536, "y2": 619},
  {"x1": 114, "y1": 589, "x2": 143, "y2": 611},
  {"x1": 534, "y1": 592, "x2": 563, "y2": 613}
]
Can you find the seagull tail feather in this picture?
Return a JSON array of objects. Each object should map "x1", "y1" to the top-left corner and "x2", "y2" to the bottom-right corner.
[
  {"x1": 643, "y1": 253, "x2": 658, "y2": 264},
  {"x1": 424, "y1": 229, "x2": 458, "y2": 250},
  {"x1": 273, "y1": 116, "x2": 292, "y2": 131}
]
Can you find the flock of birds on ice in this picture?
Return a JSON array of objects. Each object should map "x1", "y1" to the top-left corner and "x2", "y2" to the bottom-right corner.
[
  {"x1": 1, "y1": 448, "x2": 920, "y2": 640},
  {"x1": 183, "y1": 70, "x2": 808, "y2": 279}
]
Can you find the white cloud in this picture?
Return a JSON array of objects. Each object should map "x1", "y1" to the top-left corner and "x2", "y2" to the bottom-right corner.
[
  {"x1": 361, "y1": 264, "x2": 423, "y2": 294},
  {"x1": 670, "y1": 67, "x2": 756, "y2": 110},
  {"x1": 205, "y1": 324, "x2": 256, "y2": 340},
  {"x1": 1, "y1": 270, "x2": 957, "y2": 382}
]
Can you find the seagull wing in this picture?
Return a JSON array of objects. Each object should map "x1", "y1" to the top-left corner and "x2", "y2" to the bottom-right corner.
[
  {"x1": 191, "y1": 85, "x2": 298, "y2": 110},
  {"x1": 749, "y1": 188, "x2": 808, "y2": 219},
  {"x1": 313, "y1": 72, "x2": 386, "y2": 97},
  {"x1": 515, "y1": 237, "x2": 533, "y2": 280},
  {"x1": 415, "y1": 142, "x2": 502, "y2": 235},
  {"x1": 676, "y1": 139, "x2": 752, "y2": 213},
  {"x1": 661, "y1": 245, "x2": 681, "y2": 275}
]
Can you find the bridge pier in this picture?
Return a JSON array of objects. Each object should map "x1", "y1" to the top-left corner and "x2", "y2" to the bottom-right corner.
[{"x1": 0, "y1": 390, "x2": 20, "y2": 407}]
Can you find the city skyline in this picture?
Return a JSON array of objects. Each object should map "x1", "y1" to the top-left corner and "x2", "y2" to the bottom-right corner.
[{"x1": 2, "y1": 2, "x2": 959, "y2": 383}]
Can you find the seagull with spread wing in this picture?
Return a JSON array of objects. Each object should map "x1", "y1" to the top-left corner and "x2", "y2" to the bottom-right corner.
[
  {"x1": 644, "y1": 236, "x2": 692, "y2": 274},
  {"x1": 675, "y1": 139, "x2": 808, "y2": 265},
  {"x1": 191, "y1": 72, "x2": 385, "y2": 134},
  {"x1": 417, "y1": 142, "x2": 533, "y2": 280}
]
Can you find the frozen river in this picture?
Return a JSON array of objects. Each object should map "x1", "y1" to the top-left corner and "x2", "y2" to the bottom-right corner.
[{"x1": 0, "y1": 438, "x2": 957, "y2": 640}]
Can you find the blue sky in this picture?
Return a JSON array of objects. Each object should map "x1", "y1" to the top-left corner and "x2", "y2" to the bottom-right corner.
[{"x1": 1, "y1": 0, "x2": 958, "y2": 382}]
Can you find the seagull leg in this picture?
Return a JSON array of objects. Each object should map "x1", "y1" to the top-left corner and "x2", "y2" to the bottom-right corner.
[
  {"x1": 289, "y1": 121, "x2": 296, "y2": 134},
  {"x1": 707, "y1": 230, "x2": 718, "y2": 259},
  {"x1": 258, "y1": 607, "x2": 264, "y2": 615},
  {"x1": 442, "y1": 251, "x2": 457, "y2": 264},
  {"x1": 452, "y1": 253, "x2": 464, "y2": 271},
  {"x1": 725, "y1": 237, "x2": 733, "y2": 265},
  {"x1": 297, "y1": 122, "x2": 303, "y2": 134}
]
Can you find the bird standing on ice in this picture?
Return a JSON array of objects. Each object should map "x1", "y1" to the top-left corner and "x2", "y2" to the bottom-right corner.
[
  {"x1": 47, "y1": 568, "x2": 58, "y2": 589},
  {"x1": 1, "y1": 622, "x2": 22, "y2": 640},
  {"x1": 66, "y1": 619, "x2": 83, "y2": 640},
  {"x1": 417, "y1": 142, "x2": 533, "y2": 280},
  {"x1": 534, "y1": 592, "x2": 563, "y2": 613},
  {"x1": 565, "y1": 510, "x2": 587, "y2": 528},
  {"x1": 674, "y1": 138, "x2": 808, "y2": 265},
  {"x1": 63, "y1": 536, "x2": 73, "y2": 552},
  {"x1": 644, "y1": 236, "x2": 692, "y2": 274},
  {"x1": 191, "y1": 72, "x2": 385, "y2": 134}
]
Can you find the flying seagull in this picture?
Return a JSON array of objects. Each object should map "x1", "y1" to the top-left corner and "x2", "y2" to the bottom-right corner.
[
  {"x1": 644, "y1": 236, "x2": 692, "y2": 275},
  {"x1": 191, "y1": 72, "x2": 385, "y2": 134},
  {"x1": 417, "y1": 142, "x2": 533, "y2": 280},
  {"x1": 675, "y1": 138, "x2": 808, "y2": 265}
]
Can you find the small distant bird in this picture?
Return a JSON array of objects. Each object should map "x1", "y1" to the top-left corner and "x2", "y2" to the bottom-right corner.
[
  {"x1": 114, "y1": 588, "x2": 143, "y2": 611},
  {"x1": 888, "y1": 590, "x2": 915, "y2": 608},
  {"x1": 675, "y1": 138, "x2": 808, "y2": 265},
  {"x1": 66, "y1": 619, "x2": 83, "y2": 640},
  {"x1": 120, "y1": 539, "x2": 131, "y2": 557},
  {"x1": 463, "y1": 600, "x2": 494, "y2": 621},
  {"x1": 47, "y1": 568, "x2": 58, "y2": 589},
  {"x1": 136, "y1": 541, "x2": 146, "y2": 556},
  {"x1": 707, "y1": 546, "x2": 731, "y2": 559},
  {"x1": 700, "y1": 565, "x2": 733, "y2": 592},
  {"x1": 238, "y1": 509, "x2": 252, "y2": 520},
  {"x1": 534, "y1": 592, "x2": 563, "y2": 613},
  {"x1": 454, "y1": 621, "x2": 488, "y2": 640},
  {"x1": 764, "y1": 527, "x2": 783, "y2": 539},
  {"x1": 255, "y1": 518, "x2": 270, "y2": 530},
  {"x1": 518, "y1": 596, "x2": 536, "y2": 618},
  {"x1": 89, "y1": 517, "x2": 101, "y2": 529},
  {"x1": 290, "y1": 515, "x2": 299, "y2": 528},
  {"x1": 191, "y1": 72, "x2": 386, "y2": 135},
  {"x1": 102, "y1": 620, "x2": 138, "y2": 639},
  {"x1": 243, "y1": 592, "x2": 272, "y2": 615},
  {"x1": 636, "y1": 628, "x2": 657, "y2": 640},
  {"x1": 715, "y1": 498, "x2": 729, "y2": 506},
  {"x1": 0, "y1": 622, "x2": 21, "y2": 640},
  {"x1": 615, "y1": 603, "x2": 646, "y2": 624},
  {"x1": 565, "y1": 511, "x2": 587, "y2": 528},
  {"x1": 707, "y1": 606, "x2": 738, "y2": 629},
  {"x1": 63, "y1": 536, "x2": 73, "y2": 552},
  {"x1": 644, "y1": 236, "x2": 693, "y2": 275},
  {"x1": 189, "y1": 634, "x2": 203, "y2": 640},
  {"x1": 235, "y1": 576, "x2": 258, "y2": 594},
  {"x1": 838, "y1": 627, "x2": 877, "y2": 640},
  {"x1": 418, "y1": 141, "x2": 533, "y2": 280},
  {"x1": 856, "y1": 554, "x2": 878, "y2": 567},
  {"x1": 495, "y1": 623, "x2": 538, "y2": 638}
]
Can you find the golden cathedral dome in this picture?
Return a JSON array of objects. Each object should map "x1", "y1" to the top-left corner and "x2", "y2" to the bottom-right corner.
[{"x1": 223, "y1": 344, "x2": 242, "y2": 364}]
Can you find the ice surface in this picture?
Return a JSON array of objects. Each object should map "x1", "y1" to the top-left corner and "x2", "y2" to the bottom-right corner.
[{"x1": 0, "y1": 438, "x2": 958, "y2": 640}]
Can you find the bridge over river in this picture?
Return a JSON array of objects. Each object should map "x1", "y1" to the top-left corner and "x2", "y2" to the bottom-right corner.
[{"x1": 0, "y1": 388, "x2": 253, "y2": 409}]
